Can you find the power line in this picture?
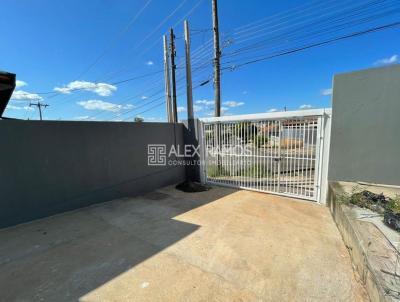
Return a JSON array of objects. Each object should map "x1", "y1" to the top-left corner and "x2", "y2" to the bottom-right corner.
[
  {"x1": 222, "y1": 3, "x2": 400, "y2": 60},
  {"x1": 75, "y1": 0, "x2": 153, "y2": 80},
  {"x1": 222, "y1": 21, "x2": 400, "y2": 70},
  {"x1": 224, "y1": 0, "x2": 399, "y2": 56}
]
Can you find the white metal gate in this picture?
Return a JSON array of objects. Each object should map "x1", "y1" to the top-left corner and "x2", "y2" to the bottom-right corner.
[{"x1": 200, "y1": 109, "x2": 331, "y2": 202}]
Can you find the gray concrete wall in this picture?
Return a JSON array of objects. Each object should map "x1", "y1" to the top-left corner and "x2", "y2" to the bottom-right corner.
[
  {"x1": 329, "y1": 64, "x2": 400, "y2": 186},
  {"x1": 0, "y1": 120, "x2": 186, "y2": 228}
]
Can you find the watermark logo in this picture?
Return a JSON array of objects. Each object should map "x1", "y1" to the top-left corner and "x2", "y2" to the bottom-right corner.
[
  {"x1": 147, "y1": 144, "x2": 201, "y2": 166},
  {"x1": 147, "y1": 144, "x2": 167, "y2": 166}
]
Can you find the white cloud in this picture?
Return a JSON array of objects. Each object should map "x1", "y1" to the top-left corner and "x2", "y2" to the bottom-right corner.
[
  {"x1": 141, "y1": 96, "x2": 148, "y2": 100},
  {"x1": 74, "y1": 115, "x2": 96, "y2": 121},
  {"x1": 221, "y1": 106, "x2": 229, "y2": 114},
  {"x1": 11, "y1": 90, "x2": 42, "y2": 101},
  {"x1": 299, "y1": 104, "x2": 313, "y2": 110},
  {"x1": 16, "y1": 80, "x2": 27, "y2": 88},
  {"x1": 193, "y1": 105, "x2": 203, "y2": 112},
  {"x1": 321, "y1": 88, "x2": 332, "y2": 96},
  {"x1": 268, "y1": 108, "x2": 278, "y2": 112},
  {"x1": 146, "y1": 61, "x2": 154, "y2": 66},
  {"x1": 6, "y1": 104, "x2": 34, "y2": 111},
  {"x1": 374, "y1": 55, "x2": 398, "y2": 66},
  {"x1": 223, "y1": 101, "x2": 244, "y2": 108},
  {"x1": 77, "y1": 100, "x2": 134, "y2": 112},
  {"x1": 206, "y1": 106, "x2": 229, "y2": 116},
  {"x1": 196, "y1": 99, "x2": 214, "y2": 106},
  {"x1": 177, "y1": 105, "x2": 203, "y2": 113},
  {"x1": 54, "y1": 81, "x2": 117, "y2": 96},
  {"x1": 177, "y1": 106, "x2": 186, "y2": 113}
]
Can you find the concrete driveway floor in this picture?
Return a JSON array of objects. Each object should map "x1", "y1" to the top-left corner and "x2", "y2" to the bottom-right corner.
[{"x1": 0, "y1": 186, "x2": 368, "y2": 301}]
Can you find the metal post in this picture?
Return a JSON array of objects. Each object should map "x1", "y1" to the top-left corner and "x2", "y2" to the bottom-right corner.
[
  {"x1": 184, "y1": 20, "x2": 194, "y2": 121},
  {"x1": 163, "y1": 35, "x2": 173, "y2": 123},
  {"x1": 29, "y1": 102, "x2": 49, "y2": 121},
  {"x1": 212, "y1": 0, "x2": 221, "y2": 117},
  {"x1": 170, "y1": 28, "x2": 178, "y2": 123}
]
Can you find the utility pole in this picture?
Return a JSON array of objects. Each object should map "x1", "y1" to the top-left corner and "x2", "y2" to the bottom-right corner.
[
  {"x1": 184, "y1": 20, "x2": 194, "y2": 121},
  {"x1": 29, "y1": 102, "x2": 49, "y2": 121},
  {"x1": 212, "y1": 0, "x2": 221, "y2": 117},
  {"x1": 163, "y1": 35, "x2": 173, "y2": 123},
  {"x1": 170, "y1": 28, "x2": 178, "y2": 123}
]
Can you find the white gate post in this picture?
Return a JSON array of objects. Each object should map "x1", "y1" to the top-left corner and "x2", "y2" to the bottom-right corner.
[
  {"x1": 318, "y1": 109, "x2": 332, "y2": 204},
  {"x1": 198, "y1": 120, "x2": 207, "y2": 184}
]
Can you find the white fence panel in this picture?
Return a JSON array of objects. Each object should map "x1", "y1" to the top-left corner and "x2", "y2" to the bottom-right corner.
[{"x1": 200, "y1": 109, "x2": 331, "y2": 202}]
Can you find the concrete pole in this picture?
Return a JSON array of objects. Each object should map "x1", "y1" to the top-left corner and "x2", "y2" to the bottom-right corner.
[
  {"x1": 163, "y1": 35, "x2": 173, "y2": 123},
  {"x1": 184, "y1": 20, "x2": 194, "y2": 121},
  {"x1": 170, "y1": 28, "x2": 178, "y2": 123},
  {"x1": 212, "y1": 0, "x2": 221, "y2": 117}
]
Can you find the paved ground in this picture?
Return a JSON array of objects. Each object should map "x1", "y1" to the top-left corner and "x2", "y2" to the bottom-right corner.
[{"x1": 0, "y1": 186, "x2": 368, "y2": 301}]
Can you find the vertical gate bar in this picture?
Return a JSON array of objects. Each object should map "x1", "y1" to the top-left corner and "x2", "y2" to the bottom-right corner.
[
  {"x1": 316, "y1": 115, "x2": 324, "y2": 202},
  {"x1": 219, "y1": 122, "x2": 222, "y2": 184},
  {"x1": 258, "y1": 121, "x2": 261, "y2": 191},
  {"x1": 228, "y1": 123, "x2": 230, "y2": 184},
  {"x1": 283, "y1": 121, "x2": 286, "y2": 194},
  {"x1": 245, "y1": 121, "x2": 248, "y2": 188},
  {"x1": 257, "y1": 121, "x2": 260, "y2": 191},
  {"x1": 204, "y1": 123, "x2": 208, "y2": 184},
  {"x1": 222, "y1": 123, "x2": 228, "y2": 183},
  {"x1": 256, "y1": 121, "x2": 262, "y2": 191},
  {"x1": 277, "y1": 120, "x2": 280, "y2": 192},
  {"x1": 205, "y1": 124, "x2": 208, "y2": 183},
  {"x1": 273, "y1": 120, "x2": 281, "y2": 192},
  {"x1": 293, "y1": 120, "x2": 296, "y2": 195},
  {"x1": 254, "y1": 121, "x2": 257, "y2": 190},
  {"x1": 263, "y1": 121, "x2": 267, "y2": 191},
  {"x1": 239, "y1": 122, "x2": 242, "y2": 188},
  {"x1": 216, "y1": 123, "x2": 218, "y2": 183},
  {"x1": 271, "y1": 121, "x2": 274, "y2": 192},
  {"x1": 300, "y1": 121, "x2": 303, "y2": 196},
  {"x1": 273, "y1": 120, "x2": 276, "y2": 192},
  {"x1": 310, "y1": 119, "x2": 316, "y2": 199},
  {"x1": 268, "y1": 120, "x2": 271, "y2": 192},
  {"x1": 204, "y1": 124, "x2": 210, "y2": 182},
  {"x1": 230, "y1": 123, "x2": 232, "y2": 186},
  {"x1": 239, "y1": 121, "x2": 241, "y2": 188},
  {"x1": 295, "y1": 120, "x2": 300, "y2": 196},
  {"x1": 277, "y1": 120, "x2": 281, "y2": 193},
  {"x1": 305, "y1": 122, "x2": 310, "y2": 197},
  {"x1": 239, "y1": 122, "x2": 241, "y2": 187},
  {"x1": 234, "y1": 122, "x2": 237, "y2": 187},
  {"x1": 265, "y1": 120, "x2": 268, "y2": 192},
  {"x1": 301, "y1": 121, "x2": 306, "y2": 197},
  {"x1": 234, "y1": 123, "x2": 235, "y2": 186},
  {"x1": 247, "y1": 121, "x2": 250, "y2": 189},
  {"x1": 244, "y1": 122, "x2": 247, "y2": 188},
  {"x1": 220, "y1": 123, "x2": 223, "y2": 182},
  {"x1": 312, "y1": 119, "x2": 318, "y2": 199},
  {"x1": 263, "y1": 120, "x2": 266, "y2": 192},
  {"x1": 287, "y1": 120, "x2": 294, "y2": 194}
]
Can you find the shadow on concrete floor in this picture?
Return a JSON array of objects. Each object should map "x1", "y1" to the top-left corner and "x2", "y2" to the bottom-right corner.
[{"x1": 0, "y1": 185, "x2": 236, "y2": 301}]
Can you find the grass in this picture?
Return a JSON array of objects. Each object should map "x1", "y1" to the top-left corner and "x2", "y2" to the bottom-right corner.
[{"x1": 338, "y1": 186, "x2": 400, "y2": 215}]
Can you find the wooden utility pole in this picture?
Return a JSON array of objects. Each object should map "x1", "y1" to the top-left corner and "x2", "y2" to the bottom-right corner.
[
  {"x1": 212, "y1": 0, "x2": 221, "y2": 117},
  {"x1": 163, "y1": 35, "x2": 173, "y2": 123},
  {"x1": 29, "y1": 102, "x2": 49, "y2": 121},
  {"x1": 184, "y1": 20, "x2": 194, "y2": 121},
  {"x1": 169, "y1": 28, "x2": 178, "y2": 122}
]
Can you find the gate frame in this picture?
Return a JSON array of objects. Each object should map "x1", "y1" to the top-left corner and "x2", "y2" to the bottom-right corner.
[{"x1": 198, "y1": 108, "x2": 332, "y2": 204}]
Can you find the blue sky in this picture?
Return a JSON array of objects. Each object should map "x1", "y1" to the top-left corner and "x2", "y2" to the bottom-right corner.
[{"x1": 1, "y1": 0, "x2": 399, "y2": 121}]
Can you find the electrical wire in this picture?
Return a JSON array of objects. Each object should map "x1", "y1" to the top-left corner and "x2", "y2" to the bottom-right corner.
[{"x1": 221, "y1": 21, "x2": 400, "y2": 70}]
